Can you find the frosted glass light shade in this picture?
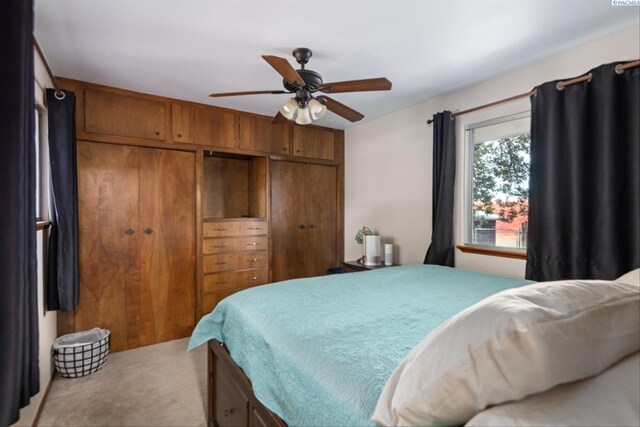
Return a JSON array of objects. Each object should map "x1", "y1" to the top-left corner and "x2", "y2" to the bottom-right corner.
[
  {"x1": 295, "y1": 107, "x2": 312, "y2": 125},
  {"x1": 280, "y1": 98, "x2": 297, "y2": 120},
  {"x1": 308, "y1": 99, "x2": 327, "y2": 120}
]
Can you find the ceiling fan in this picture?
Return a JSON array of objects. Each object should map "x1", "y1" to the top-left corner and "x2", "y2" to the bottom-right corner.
[{"x1": 209, "y1": 48, "x2": 392, "y2": 125}]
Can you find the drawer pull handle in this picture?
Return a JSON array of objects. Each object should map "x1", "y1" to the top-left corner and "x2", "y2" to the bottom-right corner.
[
  {"x1": 248, "y1": 258, "x2": 258, "y2": 262},
  {"x1": 213, "y1": 228, "x2": 228, "y2": 231},
  {"x1": 125, "y1": 228, "x2": 135, "y2": 236},
  {"x1": 248, "y1": 276, "x2": 259, "y2": 281},
  {"x1": 215, "y1": 281, "x2": 226, "y2": 285},
  {"x1": 224, "y1": 409, "x2": 233, "y2": 417},
  {"x1": 247, "y1": 227, "x2": 261, "y2": 230},
  {"x1": 246, "y1": 242, "x2": 258, "y2": 246},
  {"x1": 214, "y1": 262, "x2": 227, "y2": 265},
  {"x1": 213, "y1": 245, "x2": 227, "y2": 248}
]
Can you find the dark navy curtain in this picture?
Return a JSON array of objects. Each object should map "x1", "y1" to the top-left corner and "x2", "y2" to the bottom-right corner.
[
  {"x1": 47, "y1": 89, "x2": 79, "y2": 311},
  {"x1": 526, "y1": 62, "x2": 640, "y2": 281},
  {"x1": 0, "y1": 0, "x2": 40, "y2": 424},
  {"x1": 424, "y1": 111, "x2": 456, "y2": 266}
]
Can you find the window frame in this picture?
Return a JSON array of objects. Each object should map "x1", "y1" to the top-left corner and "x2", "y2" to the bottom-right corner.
[
  {"x1": 34, "y1": 82, "x2": 50, "y2": 225},
  {"x1": 464, "y1": 110, "x2": 531, "y2": 253}
]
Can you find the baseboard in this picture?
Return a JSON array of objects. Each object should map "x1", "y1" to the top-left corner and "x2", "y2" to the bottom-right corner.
[{"x1": 31, "y1": 373, "x2": 54, "y2": 427}]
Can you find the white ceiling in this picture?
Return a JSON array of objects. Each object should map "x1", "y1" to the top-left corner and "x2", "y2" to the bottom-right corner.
[{"x1": 35, "y1": 0, "x2": 638, "y2": 129}]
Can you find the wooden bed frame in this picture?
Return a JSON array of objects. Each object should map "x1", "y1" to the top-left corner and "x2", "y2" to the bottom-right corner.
[{"x1": 208, "y1": 340, "x2": 286, "y2": 427}]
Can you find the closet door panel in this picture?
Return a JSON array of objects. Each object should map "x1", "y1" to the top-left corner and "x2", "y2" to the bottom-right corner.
[
  {"x1": 75, "y1": 141, "x2": 141, "y2": 352},
  {"x1": 270, "y1": 161, "x2": 309, "y2": 282},
  {"x1": 305, "y1": 164, "x2": 338, "y2": 277},
  {"x1": 139, "y1": 148, "x2": 196, "y2": 346}
]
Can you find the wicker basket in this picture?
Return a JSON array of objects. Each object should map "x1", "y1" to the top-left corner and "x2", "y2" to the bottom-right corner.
[{"x1": 52, "y1": 328, "x2": 110, "y2": 378}]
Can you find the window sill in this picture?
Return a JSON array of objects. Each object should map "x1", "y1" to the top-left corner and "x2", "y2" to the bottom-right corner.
[
  {"x1": 456, "y1": 244, "x2": 526, "y2": 260},
  {"x1": 36, "y1": 220, "x2": 51, "y2": 230}
]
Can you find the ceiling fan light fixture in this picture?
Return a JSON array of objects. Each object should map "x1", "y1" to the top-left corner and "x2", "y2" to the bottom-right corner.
[
  {"x1": 280, "y1": 98, "x2": 298, "y2": 120},
  {"x1": 308, "y1": 99, "x2": 327, "y2": 120},
  {"x1": 295, "y1": 107, "x2": 312, "y2": 125}
]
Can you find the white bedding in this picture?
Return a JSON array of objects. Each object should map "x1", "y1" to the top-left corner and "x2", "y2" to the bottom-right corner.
[
  {"x1": 373, "y1": 277, "x2": 640, "y2": 426},
  {"x1": 466, "y1": 351, "x2": 640, "y2": 426}
]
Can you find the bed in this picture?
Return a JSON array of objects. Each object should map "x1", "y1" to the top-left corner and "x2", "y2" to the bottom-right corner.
[{"x1": 188, "y1": 265, "x2": 640, "y2": 427}]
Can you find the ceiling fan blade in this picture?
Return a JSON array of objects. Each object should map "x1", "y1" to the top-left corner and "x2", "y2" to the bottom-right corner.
[
  {"x1": 271, "y1": 112, "x2": 289, "y2": 125},
  {"x1": 318, "y1": 77, "x2": 392, "y2": 94},
  {"x1": 317, "y1": 95, "x2": 364, "y2": 122},
  {"x1": 262, "y1": 55, "x2": 306, "y2": 87},
  {"x1": 209, "y1": 90, "x2": 288, "y2": 98}
]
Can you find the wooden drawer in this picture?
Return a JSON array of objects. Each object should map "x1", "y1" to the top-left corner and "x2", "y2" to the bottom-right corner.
[
  {"x1": 237, "y1": 220, "x2": 267, "y2": 236},
  {"x1": 203, "y1": 221, "x2": 267, "y2": 238},
  {"x1": 203, "y1": 272, "x2": 236, "y2": 292},
  {"x1": 200, "y1": 289, "x2": 239, "y2": 315},
  {"x1": 203, "y1": 236, "x2": 268, "y2": 254},
  {"x1": 237, "y1": 269, "x2": 269, "y2": 287},
  {"x1": 236, "y1": 251, "x2": 268, "y2": 270},
  {"x1": 214, "y1": 355, "x2": 249, "y2": 427},
  {"x1": 203, "y1": 253, "x2": 237, "y2": 273},
  {"x1": 234, "y1": 236, "x2": 268, "y2": 252},
  {"x1": 203, "y1": 269, "x2": 269, "y2": 293},
  {"x1": 203, "y1": 238, "x2": 236, "y2": 254},
  {"x1": 203, "y1": 222, "x2": 239, "y2": 238},
  {"x1": 204, "y1": 252, "x2": 268, "y2": 273}
]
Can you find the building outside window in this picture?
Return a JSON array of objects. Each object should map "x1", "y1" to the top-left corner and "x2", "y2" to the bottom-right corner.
[{"x1": 467, "y1": 112, "x2": 530, "y2": 249}]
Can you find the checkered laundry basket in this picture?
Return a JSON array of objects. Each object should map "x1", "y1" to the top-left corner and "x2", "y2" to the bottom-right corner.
[{"x1": 52, "y1": 328, "x2": 110, "y2": 378}]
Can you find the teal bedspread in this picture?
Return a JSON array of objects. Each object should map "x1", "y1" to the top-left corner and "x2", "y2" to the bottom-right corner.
[{"x1": 188, "y1": 265, "x2": 532, "y2": 426}]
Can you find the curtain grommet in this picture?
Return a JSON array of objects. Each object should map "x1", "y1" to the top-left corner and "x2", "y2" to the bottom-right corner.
[
  {"x1": 615, "y1": 64, "x2": 624, "y2": 75},
  {"x1": 54, "y1": 91, "x2": 66, "y2": 100},
  {"x1": 556, "y1": 82, "x2": 565, "y2": 91}
]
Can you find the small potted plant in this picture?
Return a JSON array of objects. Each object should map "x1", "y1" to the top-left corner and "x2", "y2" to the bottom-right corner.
[{"x1": 355, "y1": 226, "x2": 373, "y2": 263}]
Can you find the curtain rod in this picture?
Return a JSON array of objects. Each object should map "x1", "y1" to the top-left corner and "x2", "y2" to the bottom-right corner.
[
  {"x1": 426, "y1": 59, "x2": 640, "y2": 124},
  {"x1": 33, "y1": 35, "x2": 64, "y2": 96}
]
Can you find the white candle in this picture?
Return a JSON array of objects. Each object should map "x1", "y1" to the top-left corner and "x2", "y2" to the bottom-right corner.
[{"x1": 384, "y1": 244, "x2": 393, "y2": 265}]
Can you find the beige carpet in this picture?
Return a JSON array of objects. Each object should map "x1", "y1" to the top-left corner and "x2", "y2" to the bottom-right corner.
[{"x1": 38, "y1": 338, "x2": 207, "y2": 426}]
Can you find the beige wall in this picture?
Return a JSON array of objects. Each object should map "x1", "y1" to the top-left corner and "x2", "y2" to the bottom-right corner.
[
  {"x1": 345, "y1": 27, "x2": 640, "y2": 277},
  {"x1": 12, "y1": 50, "x2": 58, "y2": 427}
]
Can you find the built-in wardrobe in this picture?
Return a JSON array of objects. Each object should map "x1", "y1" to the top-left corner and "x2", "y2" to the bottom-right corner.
[{"x1": 57, "y1": 78, "x2": 344, "y2": 352}]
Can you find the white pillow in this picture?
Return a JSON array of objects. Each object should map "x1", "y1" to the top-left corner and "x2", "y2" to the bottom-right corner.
[
  {"x1": 617, "y1": 268, "x2": 640, "y2": 285},
  {"x1": 372, "y1": 280, "x2": 640, "y2": 427},
  {"x1": 465, "y1": 351, "x2": 640, "y2": 426}
]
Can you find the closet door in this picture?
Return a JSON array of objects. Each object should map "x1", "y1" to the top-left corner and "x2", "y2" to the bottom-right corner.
[
  {"x1": 271, "y1": 161, "x2": 309, "y2": 282},
  {"x1": 75, "y1": 141, "x2": 141, "y2": 352},
  {"x1": 305, "y1": 164, "x2": 337, "y2": 277},
  {"x1": 271, "y1": 161, "x2": 338, "y2": 282},
  {"x1": 139, "y1": 148, "x2": 196, "y2": 346}
]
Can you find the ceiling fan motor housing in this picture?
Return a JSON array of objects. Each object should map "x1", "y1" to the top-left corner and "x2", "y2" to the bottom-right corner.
[{"x1": 284, "y1": 69, "x2": 323, "y2": 91}]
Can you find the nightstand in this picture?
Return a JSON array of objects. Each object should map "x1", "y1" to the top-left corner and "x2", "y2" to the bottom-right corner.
[{"x1": 342, "y1": 260, "x2": 399, "y2": 273}]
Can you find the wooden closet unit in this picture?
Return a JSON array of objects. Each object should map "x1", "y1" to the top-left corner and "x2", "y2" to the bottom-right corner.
[
  {"x1": 83, "y1": 88, "x2": 167, "y2": 141},
  {"x1": 238, "y1": 115, "x2": 291, "y2": 155},
  {"x1": 171, "y1": 103, "x2": 236, "y2": 149},
  {"x1": 292, "y1": 126, "x2": 335, "y2": 160},
  {"x1": 271, "y1": 161, "x2": 338, "y2": 282},
  {"x1": 74, "y1": 141, "x2": 196, "y2": 352},
  {"x1": 56, "y1": 78, "x2": 345, "y2": 345},
  {"x1": 200, "y1": 153, "x2": 269, "y2": 316}
]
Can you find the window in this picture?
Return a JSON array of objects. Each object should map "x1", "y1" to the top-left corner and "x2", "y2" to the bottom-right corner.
[
  {"x1": 467, "y1": 113, "x2": 530, "y2": 249},
  {"x1": 35, "y1": 91, "x2": 49, "y2": 222}
]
